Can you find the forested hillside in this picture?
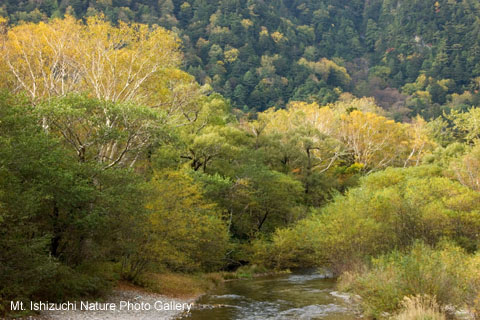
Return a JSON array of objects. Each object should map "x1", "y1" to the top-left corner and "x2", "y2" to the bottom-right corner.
[
  {"x1": 3, "y1": 0, "x2": 480, "y2": 117},
  {"x1": 2, "y1": 2, "x2": 480, "y2": 319}
]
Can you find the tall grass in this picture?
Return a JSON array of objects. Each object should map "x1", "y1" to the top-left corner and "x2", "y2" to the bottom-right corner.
[{"x1": 394, "y1": 295, "x2": 445, "y2": 320}]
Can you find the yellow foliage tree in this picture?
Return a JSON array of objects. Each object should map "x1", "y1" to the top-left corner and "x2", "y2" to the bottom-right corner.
[
  {"x1": 403, "y1": 116, "x2": 434, "y2": 167},
  {"x1": 254, "y1": 99, "x2": 431, "y2": 173},
  {"x1": 251, "y1": 99, "x2": 432, "y2": 174},
  {"x1": 450, "y1": 144, "x2": 480, "y2": 191},
  {"x1": 1, "y1": 15, "x2": 181, "y2": 105},
  {"x1": 224, "y1": 48, "x2": 239, "y2": 63},
  {"x1": 339, "y1": 110, "x2": 410, "y2": 170},
  {"x1": 253, "y1": 102, "x2": 343, "y2": 174},
  {"x1": 298, "y1": 57, "x2": 351, "y2": 87},
  {"x1": 1, "y1": 15, "x2": 211, "y2": 128}
]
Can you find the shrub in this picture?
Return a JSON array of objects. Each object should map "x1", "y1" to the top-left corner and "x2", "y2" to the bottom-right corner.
[
  {"x1": 253, "y1": 166, "x2": 480, "y2": 273},
  {"x1": 250, "y1": 227, "x2": 319, "y2": 270},
  {"x1": 338, "y1": 242, "x2": 480, "y2": 318}
]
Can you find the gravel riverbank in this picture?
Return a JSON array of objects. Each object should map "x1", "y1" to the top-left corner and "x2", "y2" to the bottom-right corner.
[{"x1": 40, "y1": 287, "x2": 196, "y2": 320}]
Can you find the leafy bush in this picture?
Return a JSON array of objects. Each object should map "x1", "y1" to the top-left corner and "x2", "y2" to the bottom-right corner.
[
  {"x1": 338, "y1": 242, "x2": 480, "y2": 318},
  {"x1": 34, "y1": 265, "x2": 112, "y2": 302},
  {"x1": 251, "y1": 225, "x2": 320, "y2": 270},
  {"x1": 253, "y1": 166, "x2": 480, "y2": 273}
]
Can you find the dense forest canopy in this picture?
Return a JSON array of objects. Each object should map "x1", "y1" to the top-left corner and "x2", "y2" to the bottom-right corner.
[
  {"x1": 2, "y1": 2, "x2": 480, "y2": 319},
  {"x1": 2, "y1": 0, "x2": 480, "y2": 118}
]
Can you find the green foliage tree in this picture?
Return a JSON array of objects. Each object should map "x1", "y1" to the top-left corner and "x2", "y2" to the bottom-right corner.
[
  {"x1": 254, "y1": 166, "x2": 480, "y2": 272},
  {"x1": 0, "y1": 92, "x2": 149, "y2": 314},
  {"x1": 124, "y1": 170, "x2": 230, "y2": 276}
]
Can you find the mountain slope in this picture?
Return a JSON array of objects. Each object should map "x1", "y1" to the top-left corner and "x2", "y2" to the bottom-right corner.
[{"x1": 3, "y1": 0, "x2": 480, "y2": 116}]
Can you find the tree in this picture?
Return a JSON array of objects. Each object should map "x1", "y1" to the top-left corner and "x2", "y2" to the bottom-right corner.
[
  {"x1": 450, "y1": 143, "x2": 480, "y2": 191},
  {"x1": 0, "y1": 92, "x2": 149, "y2": 312},
  {"x1": 251, "y1": 102, "x2": 344, "y2": 204},
  {"x1": 225, "y1": 165, "x2": 304, "y2": 238},
  {"x1": 447, "y1": 107, "x2": 480, "y2": 144},
  {"x1": 1, "y1": 15, "x2": 181, "y2": 105},
  {"x1": 254, "y1": 102, "x2": 342, "y2": 172},
  {"x1": 338, "y1": 110, "x2": 411, "y2": 171},
  {"x1": 122, "y1": 170, "x2": 229, "y2": 277},
  {"x1": 181, "y1": 125, "x2": 248, "y2": 172},
  {"x1": 403, "y1": 116, "x2": 434, "y2": 167},
  {"x1": 39, "y1": 95, "x2": 167, "y2": 169}
]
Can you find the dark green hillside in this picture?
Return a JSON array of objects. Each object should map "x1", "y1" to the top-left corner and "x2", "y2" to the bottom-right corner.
[{"x1": 3, "y1": 0, "x2": 480, "y2": 115}]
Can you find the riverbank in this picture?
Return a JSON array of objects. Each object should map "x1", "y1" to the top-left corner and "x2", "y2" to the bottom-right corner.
[
  {"x1": 36, "y1": 269, "x2": 289, "y2": 320},
  {"x1": 40, "y1": 281, "x2": 199, "y2": 320}
]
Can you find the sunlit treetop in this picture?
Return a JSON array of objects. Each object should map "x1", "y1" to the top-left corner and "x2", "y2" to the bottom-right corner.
[{"x1": 0, "y1": 15, "x2": 182, "y2": 106}]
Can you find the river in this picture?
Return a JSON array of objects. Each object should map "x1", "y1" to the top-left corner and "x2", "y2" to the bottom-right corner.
[{"x1": 184, "y1": 271, "x2": 359, "y2": 320}]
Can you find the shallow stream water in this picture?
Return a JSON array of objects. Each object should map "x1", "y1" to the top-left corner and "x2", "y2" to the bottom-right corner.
[{"x1": 184, "y1": 271, "x2": 359, "y2": 320}]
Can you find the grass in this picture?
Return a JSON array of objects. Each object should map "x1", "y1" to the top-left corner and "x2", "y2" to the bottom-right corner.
[
  {"x1": 394, "y1": 295, "x2": 446, "y2": 320},
  {"x1": 136, "y1": 272, "x2": 223, "y2": 298}
]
